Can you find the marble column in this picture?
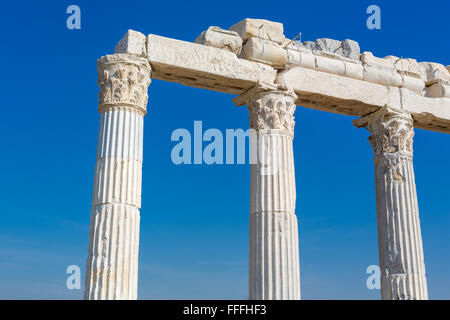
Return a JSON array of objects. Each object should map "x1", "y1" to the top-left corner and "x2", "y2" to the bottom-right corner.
[
  {"x1": 84, "y1": 54, "x2": 151, "y2": 300},
  {"x1": 354, "y1": 106, "x2": 428, "y2": 300},
  {"x1": 233, "y1": 83, "x2": 301, "y2": 300}
]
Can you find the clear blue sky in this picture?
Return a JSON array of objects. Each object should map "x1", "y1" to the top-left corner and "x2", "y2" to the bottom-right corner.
[{"x1": 0, "y1": 0, "x2": 448, "y2": 299}]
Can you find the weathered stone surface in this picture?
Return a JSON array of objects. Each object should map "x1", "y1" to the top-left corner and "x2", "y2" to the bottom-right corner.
[
  {"x1": 137, "y1": 32, "x2": 449, "y2": 133},
  {"x1": 400, "y1": 88, "x2": 450, "y2": 132},
  {"x1": 303, "y1": 38, "x2": 360, "y2": 60},
  {"x1": 353, "y1": 107, "x2": 428, "y2": 300},
  {"x1": 314, "y1": 38, "x2": 341, "y2": 53},
  {"x1": 195, "y1": 26, "x2": 242, "y2": 55},
  {"x1": 229, "y1": 18, "x2": 285, "y2": 45},
  {"x1": 344, "y1": 61, "x2": 364, "y2": 79},
  {"x1": 425, "y1": 82, "x2": 450, "y2": 98},
  {"x1": 143, "y1": 32, "x2": 450, "y2": 133},
  {"x1": 277, "y1": 66, "x2": 389, "y2": 116},
  {"x1": 315, "y1": 55, "x2": 345, "y2": 75},
  {"x1": 146, "y1": 34, "x2": 276, "y2": 94},
  {"x1": 97, "y1": 54, "x2": 151, "y2": 115},
  {"x1": 114, "y1": 30, "x2": 147, "y2": 57},
  {"x1": 85, "y1": 204, "x2": 141, "y2": 300},
  {"x1": 235, "y1": 84, "x2": 300, "y2": 300},
  {"x1": 341, "y1": 39, "x2": 360, "y2": 60},
  {"x1": 85, "y1": 54, "x2": 151, "y2": 300},
  {"x1": 419, "y1": 62, "x2": 450, "y2": 85},
  {"x1": 387, "y1": 86, "x2": 402, "y2": 109},
  {"x1": 361, "y1": 51, "x2": 395, "y2": 70},
  {"x1": 363, "y1": 65, "x2": 402, "y2": 87},
  {"x1": 302, "y1": 41, "x2": 316, "y2": 50},
  {"x1": 384, "y1": 56, "x2": 422, "y2": 78},
  {"x1": 240, "y1": 37, "x2": 287, "y2": 67},
  {"x1": 360, "y1": 53, "x2": 425, "y2": 91},
  {"x1": 286, "y1": 43, "x2": 315, "y2": 68},
  {"x1": 401, "y1": 75, "x2": 425, "y2": 93},
  {"x1": 286, "y1": 41, "x2": 364, "y2": 80},
  {"x1": 380, "y1": 57, "x2": 424, "y2": 93},
  {"x1": 88, "y1": 21, "x2": 450, "y2": 303},
  {"x1": 276, "y1": 66, "x2": 450, "y2": 133},
  {"x1": 360, "y1": 52, "x2": 405, "y2": 86}
]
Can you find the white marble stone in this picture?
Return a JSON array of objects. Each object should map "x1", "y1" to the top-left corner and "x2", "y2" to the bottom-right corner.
[
  {"x1": 363, "y1": 65, "x2": 403, "y2": 87},
  {"x1": 286, "y1": 42, "x2": 364, "y2": 80},
  {"x1": 146, "y1": 34, "x2": 276, "y2": 94},
  {"x1": 426, "y1": 82, "x2": 450, "y2": 98},
  {"x1": 277, "y1": 66, "x2": 450, "y2": 133},
  {"x1": 277, "y1": 66, "x2": 389, "y2": 115},
  {"x1": 229, "y1": 18, "x2": 285, "y2": 45},
  {"x1": 305, "y1": 38, "x2": 360, "y2": 60},
  {"x1": 420, "y1": 62, "x2": 450, "y2": 85},
  {"x1": 341, "y1": 39, "x2": 361, "y2": 60},
  {"x1": 195, "y1": 26, "x2": 243, "y2": 55},
  {"x1": 286, "y1": 44, "x2": 315, "y2": 68},
  {"x1": 124, "y1": 28, "x2": 450, "y2": 133},
  {"x1": 315, "y1": 55, "x2": 346, "y2": 76},
  {"x1": 84, "y1": 54, "x2": 151, "y2": 300},
  {"x1": 361, "y1": 51, "x2": 396, "y2": 70},
  {"x1": 400, "y1": 75, "x2": 425, "y2": 93},
  {"x1": 234, "y1": 83, "x2": 301, "y2": 300},
  {"x1": 115, "y1": 30, "x2": 147, "y2": 57},
  {"x1": 399, "y1": 88, "x2": 450, "y2": 132},
  {"x1": 87, "y1": 19, "x2": 450, "y2": 300},
  {"x1": 384, "y1": 56, "x2": 422, "y2": 79},
  {"x1": 240, "y1": 37, "x2": 287, "y2": 67},
  {"x1": 353, "y1": 107, "x2": 428, "y2": 300}
]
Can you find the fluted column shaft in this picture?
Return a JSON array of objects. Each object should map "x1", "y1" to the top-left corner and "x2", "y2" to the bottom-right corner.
[
  {"x1": 354, "y1": 107, "x2": 428, "y2": 300},
  {"x1": 84, "y1": 54, "x2": 151, "y2": 300},
  {"x1": 234, "y1": 83, "x2": 300, "y2": 300}
]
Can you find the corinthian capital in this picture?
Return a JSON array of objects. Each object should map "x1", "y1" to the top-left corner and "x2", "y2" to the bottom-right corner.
[
  {"x1": 97, "y1": 54, "x2": 152, "y2": 115},
  {"x1": 353, "y1": 106, "x2": 414, "y2": 156},
  {"x1": 233, "y1": 82, "x2": 298, "y2": 133}
]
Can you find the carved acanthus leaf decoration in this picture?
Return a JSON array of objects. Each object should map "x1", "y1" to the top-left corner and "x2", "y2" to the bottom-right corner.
[
  {"x1": 248, "y1": 91, "x2": 297, "y2": 133},
  {"x1": 366, "y1": 107, "x2": 414, "y2": 156},
  {"x1": 97, "y1": 54, "x2": 151, "y2": 115}
]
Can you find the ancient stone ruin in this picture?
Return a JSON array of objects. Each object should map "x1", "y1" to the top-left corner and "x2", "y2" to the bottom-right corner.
[{"x1": 84, "y1": 18, "x2": 450, "y2": 300}]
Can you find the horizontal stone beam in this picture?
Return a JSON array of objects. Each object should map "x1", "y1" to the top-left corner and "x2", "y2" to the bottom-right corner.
[
  {"x1": 277, "y1": 67, "x2": 450, "y2": 134},
  {"x1": 115, "y1": 29, "x2": 450, "y2": 134},
  {"x1": 146, "y1": 34, "x2": 277, "y2": 95}
]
